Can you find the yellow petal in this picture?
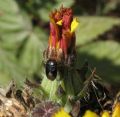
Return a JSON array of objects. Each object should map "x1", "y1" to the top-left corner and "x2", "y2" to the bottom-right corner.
[
  {"x1": 56, "y1": 20, "x2": 63, "y2": 26},
  {"x1": 101, "y1": 111, "x2": 110, "y2": 117},
  {"x1": 71, "y1": 18, "x2": 79, "y2": 33},
  {"x1": 52, "y1": 108, "x2": 71, "y2": 117},
  {"x1": 112, "y1": 102, "x2": 120, "y2": 117},
  {"x1": 56, "y1": 41, "x2": 60, "y2": 49},
  {"x1": 83, "y1": 110, "x2": 99, "y2": 117}
]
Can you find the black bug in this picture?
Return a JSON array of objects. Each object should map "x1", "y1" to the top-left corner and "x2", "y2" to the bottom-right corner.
[{"x1": 45, "y1": 59, "x2": 57, "y2": 81}]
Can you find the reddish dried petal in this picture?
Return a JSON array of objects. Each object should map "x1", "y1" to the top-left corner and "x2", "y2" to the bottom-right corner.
[
  {"x1": 62, "y1": 37, "x2": 67, "y2": 59},
  {"x1": 62, "y1": 8, "x2": 73, "y2": 29},
  {"x1": 50, "y1": 21, "x2": 59, "y2": 48},
  {"x1": 63, "y1": 15, "x2": 72, "y2": 29}
]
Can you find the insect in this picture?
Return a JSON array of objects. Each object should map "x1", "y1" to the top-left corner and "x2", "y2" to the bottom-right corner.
[
  {"x1": 43, "y1": 48, "x2": 76, "y2": 81},
  {"x1": 45, "y1": 59, "x2": 57, "y2": 81}
]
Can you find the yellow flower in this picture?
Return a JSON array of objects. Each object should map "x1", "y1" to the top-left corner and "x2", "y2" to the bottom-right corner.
[
  {"x1": 112, "y1": 102, "x2": 120, "y2": 117},
  {"x1": 52, "y1": 108, "x2": 71, "y2": 117},
  {"x1": 83, "y1": 110, "x2": 99, "y2": 117},
  {"x1": 101, "y1": 111, "x2": 110, "y2": 117}
]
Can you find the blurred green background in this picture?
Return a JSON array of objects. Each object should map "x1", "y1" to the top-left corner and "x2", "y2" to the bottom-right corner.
[{"x1": 0, "y1": 0, "x2": 120, "y2": 88}]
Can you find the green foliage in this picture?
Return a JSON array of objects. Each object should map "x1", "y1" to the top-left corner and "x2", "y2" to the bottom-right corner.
[
  {"x1": 0, "y1": 48, "x2": 25, "y2": 86},
  {"x1": 76, "y1": 17, "x2": 120, "y2": 45},
  {"x1": 103, "y1": 0, "x2": 120, "y2": 14},
  {"x1": 0, "y1": 0, "x2": 47, "y2": 86},
  {"x1": 41, "y1": 74, "x2": 60, "y2": 101},
  {"x1": 76, "y1": 16, "x2": 120, "y2": 85},
  {"x1": 77, "y1": 41, "x2": 120, "y2": 85},
  {"x1": 0, "y1": 0, "x2": 31, "y2": 50}
]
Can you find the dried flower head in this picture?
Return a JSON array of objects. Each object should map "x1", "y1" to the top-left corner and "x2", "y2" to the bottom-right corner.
[
  {"x1": 31, "y1": 101, "x2": 72, "y2": 117},
  {"x1": 31, "y1": 101, "x2": 60, "y2": 117}
]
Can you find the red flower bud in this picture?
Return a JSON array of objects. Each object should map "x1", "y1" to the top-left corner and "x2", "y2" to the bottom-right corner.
[{"x1": 44, "y1": 6, "x2": 79, "y2": 65}]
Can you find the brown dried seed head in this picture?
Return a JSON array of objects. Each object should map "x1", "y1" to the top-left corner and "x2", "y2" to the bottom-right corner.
[{"x1": 31, "y1": 101, "x2": 60, "y2": 117}]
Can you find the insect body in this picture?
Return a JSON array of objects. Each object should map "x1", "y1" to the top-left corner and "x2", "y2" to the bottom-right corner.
[{"x1": 45, "y1": 59, "x2": 57, "y2": 81}]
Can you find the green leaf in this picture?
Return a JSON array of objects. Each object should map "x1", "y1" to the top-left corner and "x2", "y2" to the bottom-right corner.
[
  {"x1": 0, "y1": 0, "x2": 48, "y2": 85},
  {"x1": 19, "y1": 29, "x2": 47, "y2": 74},
  {"x1": 41, "y1": 74, "x2": 60, "y2": 102},
  {"x1": 0, "y1": 0, "x2": 32, "y2": 85},
  {"x1": 76, "y1": 17, "x2": 120, "y2": 45},
  {"x1": 0, "y1": 72, "x2": 11, "y2": 87},
  {"x1": 77, "y1": 41, "x2": 120, "y2": 85},
  {"x1": 0, "y1": 48, "x2": 25, "y2": 86},
  {"x1": 0, "y1": 0, "x2": 32, "y2": 50}
]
